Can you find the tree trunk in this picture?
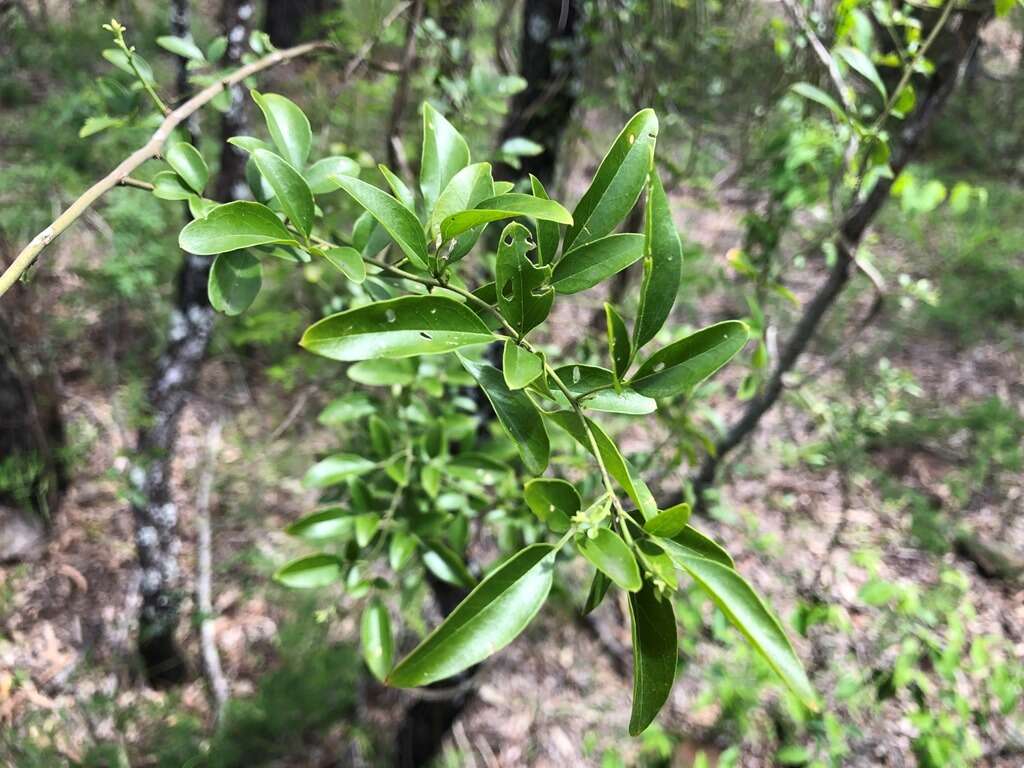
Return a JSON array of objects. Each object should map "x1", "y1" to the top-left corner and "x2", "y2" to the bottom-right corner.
[{"x1": 263, "y1": 0, "x2": 328, "y2": 48}]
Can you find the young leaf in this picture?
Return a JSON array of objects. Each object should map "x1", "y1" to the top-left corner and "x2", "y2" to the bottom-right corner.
[
  {"x1": 529, "y1": 174, "x2": 560, "y2": 265},
  {"x1": 495, "y1": 222, "x2": 553, "y2": 336},
  {"x1": 459, "y1": 355, "x2": 550, "y2": 475},
  {"x1": 627, "y1": 580, "x2": 677, "y2": 736},
  {"x1": 631, "y1": 321, "x2": 749, "y2": 398},
  {"x1": 634, "y1": 171, "x2": 683, "y2": 350},
  {"x1": 564, "y1": 109, "x2": 658, "y2": 253},
  {"x1": 440, "y1": 194, "x2": 573, "y2": 242},
  {"x1": 422, "y1": 542, "x2": 476, "y2": 589},
  {"x1": 300, "y1": 295, "x2": 494, "y2": 361},
  {"x1": 274, "y1": 554, "x2": 343, "y2": 589},
  {"x1": 583, "y1": 569, "x2": 611, "y2": 615},
  {"x1": 523, "y1": 477, "x2": 579, "y2": 533},
  {"x1": 179, "y1": 201, "x2": 298, "y2": 254},
  {"x1": 156, "y1": 35, "x2": 206, "y2": 62},
  {"x1": 421, "y1": 102, "x2": 471, "y2": 215},
  {"x1": 251, "y1": 90, "x2": 312, "y2": 168},
  {"x1": 208, "y1": 251, "x2": 262, "y2": 316},
  {"x1": 670, "y1": 551, "x2": 817, "y2": 709},
  {"x1": 331, "y1": 175, "x2": 429, "y2": 269},
  {"x1": 285, "y1": 507, "x2": 356, "y2": 539},
  {"x1": 361, "y1": 597, "x2": 394, "y2": 681},
  {"x1": 643, "y1": 502, "x2": 691, "y2": 538},
  {"x1": 253, "y1": 149, "x2": 315, "y2": 237},
  {"x1": 378, "y1": 164, "x2": 417, "y2": 211},
  {"x1": 551, "y1": 233, "x2": 645, "y2": 294},
  {"x1": 576, "y1": 528, "x2": 642, "y2": 592},
  {"x1": 165, "y1": 141, "x2": 209, "y2": 194},
  {"x1": 304, "y1": 156, "x2": 361, "y2": 194},
  {"x1": 321, "y1": 246, "x2": 366, "y2": 283},
  {"x1": 605, "y1": 303, "x2": 631, "y2": 379},
  {"x1": 302, "y1": 454, "x2": 376, "y2": 488},
  {"x1": 388, "y1": 544, "x2": 555, "y2": 687},
  {"x1": 502, "y1": 340, "x2": 543, "y2": 390}
]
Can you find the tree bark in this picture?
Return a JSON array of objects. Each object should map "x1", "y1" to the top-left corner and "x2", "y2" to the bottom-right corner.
[{"x1": 263, "y1": 0, "x2": 329, "y2": 48}]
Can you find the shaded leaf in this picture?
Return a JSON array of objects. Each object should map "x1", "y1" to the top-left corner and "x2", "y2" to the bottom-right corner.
[
  {"x1": 165, "y1": 141, "x2": 209, "y2": 194},
  {"x1": 321, "y1": 246, "x2": 366, "y2": 283},
  {"x1": 179, "y1": 201, "x2": 297, "y2": 254},
  {"x1": 304, "y1": 156, "x2": 361, "y2": 194},
  {"x1": 332, "y1": 175, "x2": 429, "y2": 269},
  {"x1": 523, "y1": 477, "x2": 579, "y2": 533},
  {"x1": 634, "y1": 170, "x2": 683, "y2": 350},
  {"x1": 252, "y1": 90, "x2": 312, "y2": 167},
  {"x1": 253, "y1": 148, "x2": 315, "y2": 237},
  {"x1": 208, "y1": 251, "x2": 261, "y2": 316},
  {"x1": 274, "y1": 554, "x2": 343, "y2": 589},
  {"x1": 576, "y1": 528, "x2": 641, "y2": 592},
  {"x1": 495, "y1": 222, "x2": 553, "y2": 336},
  {"x1": 628, "y1": 579, "x2": 677, "y2": 735},
  {"x1": 631, "y1": 321, "x2": 749, "y2": 398},
  {"x1": 361, "y1": 597, "x2": 394, "y2": 681},
  {"x1": 503, "y1": 339, "x2": 543, "y2": 390},
  {"x1": 551, "y1": 233, "x2": 645, "y2": 294}
]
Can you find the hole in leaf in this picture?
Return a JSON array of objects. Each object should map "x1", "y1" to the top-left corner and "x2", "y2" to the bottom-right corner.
[
  {"x1": 501, "y1": 280, "x2": 515, "y2": 300},
  {"x1": 571, "y1": 366, "x2": 581, "y2": 384},
  {"x1": 385, "y1": 309, "x2": 397, "y2": 323},
  {"x1": 653, "y1": 362, "x2": 665, "y2": 373},
  {"x1": 420, "y1": 332, "x2": 432, "y2": 340},
  {"x1": 504, "y1": 236, "x2": 514, "y2": 246}
]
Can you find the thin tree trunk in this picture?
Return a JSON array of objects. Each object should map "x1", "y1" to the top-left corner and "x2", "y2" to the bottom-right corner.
[
  {"x1": 263, "y1": 0, "x2": 328, "y2": 48},
  {"x1": 386, "y1": 0, "x2": 425, "y2": 174}
]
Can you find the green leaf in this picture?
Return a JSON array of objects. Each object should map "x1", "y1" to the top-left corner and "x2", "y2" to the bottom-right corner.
[
  {"x1": 636, "y1": 540, "x2": 678, "y2": 590},
  {"x1": 156, "y1": 35, "x2": 206, "y2": 62},
  {"x1": 551, "y1": 233, "x2": 645, "y2": 294},
  {"x1": 564, "y1": 109, "x2": 658, "y2": 253},
  {"x1": 188, "y1": 197, "x2": 218, "y2": 220},
  {"x1": 429, "y1": 162, "x2": 494, "y2": 264},
  {"x1": 208, "y1": 251, "x2": 261, "y2": 316},
  {"x1": 251, "y1": 90, "x2": 312, "y2": 168},
  {"x1": 378, "y1": 164, "x2": 417, "y2": 211},
  {"x1": 660, "y1": 527, "x2": 735, "y2": 569},
  {"x1": 318, "y1": 393, "x2": 376, "y2": 425},
  {"x1": 304, "y1": 156, "x2": 361, "y2": 195},
  {"x1": 253, "y1": 149, "x2": 315, "y2": 237},
  {"x1": 227, "y1": 135, "x2": 274, "y2": 154},
  {"x1": 285, "y1": 507, "x2": 356, "y2": 539},
  {"x1": 576, "y1": 528, "x2": 641, "y2": 592},
  {"x1": 627, "y1": 579, "x2": 677, "y2": 735},
  {"x1": 631, "y1": 320, "x2": 749, "y2": 398},
  {"x1": 643, "y1": 503, "x2": 691, "y2": 538},
  {"x1": 79, "y1": 115, "x2": 125, "y2": 138},
  {"x1": 301, "y1": 295, "x2": 493, "y2": 362},
  {"x1": 605, "y1": 303, "x2": 631, "y2": 379},
  {"x1": 529, "y1": 174, "x2": 560, "y2": 265},
  {"x1": 347, "y1": 358, "x2": 416, "y2": 387},
  {"x1": 332, "y1": 175, "x2": 429, "y2": 269},
  {"x1": 422, "y1": 542, "x2": 475, "y2": 588},
  {"x1": 634, "y1": 171, "x2": 683, "y2": 350},
  {"x1": 389, "y1": 531, "x2": 418, "y2": 570},
  {"x1": 180, "y1": 201, "x2": 298, "y2": 254},
  {"x1": 420, "y1": 102, "x2": 471, "y2": 215},
  {"x1": 102, "y1": 48, "x2": 155, "y2": 85},
  {"x1": 551, "y1": 365, "x2": 656, "y2": 415},
  {"x1": 495, "y1": 222, "x2": 553, "y2": 336},
  {"x1": 274, "y1": 554, "x2": 343, "y2": 589},
  {"x1": 670, "y1": 551, "x2": 817, "y2": 709},
  {"x1": 303, "y1": 454, "x2": 376, "y2": 488},
  {"x1": 523, "y1": 478, "x2": 578, "y2": 533},
  {"x1": 835, "y1": 46, "x2": 886, "y2": 100},
  {"x1": 321, "y1": 246, "x2": 366, "y2": 283},
  {"x1": 583, "y1": 569, "x2": 611, "y2": 615},
  {"x1": 790, "y1": 82, "x2": 845, "y2": 121},
  {"x1": 388, "y1": 544, "x2": 555, "y2": 687},
  {"x1": 502, "y1": 340, "x2": 543, "y2": 390},
  {"x1": 361, "y1": 597, "x2": 394, "y2": 681},
  {"x1": 440, "y1": 194, "x2": 573, "y2": 242},
  {"x1": 459, "y1": 355, "x2": 550, "y2": 475},
  {"x1": 165, "y1": 142, "x2": 209, "y2": 194},
  {"x1": 152, "y1": 171, "x2": 195, "y2": 201}
]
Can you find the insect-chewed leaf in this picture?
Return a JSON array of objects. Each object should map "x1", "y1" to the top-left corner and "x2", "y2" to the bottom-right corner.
[
  {"x1": 495, "y1": 222, "x2": 553, "y2": 336},
  {"x1": 564, "y1": 109, "x2": 658, "y2": 253},
  {"x1": 421, "y1": 102, "x2": 471, "y2": 215},
  {"x1": 627, "y1": 580, "x2": 677, "y2": 735},
  {"x1": 208, "y1": 251, "x2": 262, "y2": 316},
  {"x1": 165, "y1": 141, "x2": 208, "y2": 194},
  {"x1": 180, "y1": 201, "x2": 298, "y2": 254},
  {"x1": 523, "y1": 477, "x2": 579, "y2": 533},
  {"x1": 459, "y1": 355, "x2": 550, "y2": 475},
  {"x1": 634, "y1": 170, "x2": 683, "y2": 350},
  {"x1": 388, "y1": 544, "x2": 555, "y2": 687},
  {"x1": 631, "y1": 321, "x2": 749, "y2": 398},
  {"x1": 361, "y1": 597, "x2": 394, "y2": 681},
  {"x1": 304, "y1": 156, "x2": 361, "y2": 194},
  {"x1": 274, "y1": 554, "x2": 343, "y2": 589},
  {"x1": 576, "y1": 528, "x2": 641, "y2": 592},
  {"x1": 643, "y1": 502, "x2": 691, "y2": 538},
  {"x1": 669, "y1": 551, "x2": 817, "y2": 709},
  {"x1": 551, "y1": 233, "x2": 645, "y2": 294},
  {"x1": 529, "y1": 175, "x2": 561, "y2": 265},
  {"x1": 253, "y1": 149, "x2": 315, "y2": 237},
  {"x1": 251, "y1": 90, "x2": 312, "y2": 168},
  {"x1": 300, "y1": 295, "x2": 494, "y2": 362},
  {"x1": 302, "y1": 453, "x2": 376, "y2": 488},
  {"x1": 331, "y1": 175, "x2": 429, "y2": 269},
  {"x1": 440, "y1": 194, "x2": 572, "y2": 242},
  {"x1": 549, "y1": 365, "x2": 655, "y2": 415},
  {"x1": 502, "y1": 340, "x2": 543, "y2": 390}
]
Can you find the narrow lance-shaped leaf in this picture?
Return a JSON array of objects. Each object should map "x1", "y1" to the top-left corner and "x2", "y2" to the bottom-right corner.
[
  {"x1": 361, "y1": 597, "x2": 394, "y2": 681},
  {"x1": 253, "y1": 148, "x2": 315, "y2": 237},
  {"x1": 378, "y1": 164, "x2": 417, "y2": 211},
  {"x1": 627, "y1": 580, "x2": 677, "y2": 736},
  {"x1": 428, "y1": 162, "x2": 494, "y2": 263},
  {"x1": 251, "y1": 90, "x2": 312, "y2": 168},
  {"x1": 495, "y1": 222, "x2": 553, "y2": 336},
  {"x1": 303, "y1": 453, "x2": 377, "y2": 488},
  {"x1": 659, "y1": 527, "x2": 735, "y2": 569},
  {"x1": 208, "y1": 251, "x2": 261, "y2": 316},
  {"x1": 576, "y1": 528, "x2": 641, "y2": 592},
  {"x1": 331, "y1": 175, "x2": 429, "y2": 270},
  {"x1": 530, "y1": 174, "x2": 560, "y2": 265},
  {"x1": 605, "y1": 303, "x2": 631, "y2": 379},
  {"x1": 180, "y1": 201, "x2": 298, "y2": 254},
  {"x1": 564, "y1": 109, "x2": 658, "y2": 252},
  {"x1": 634, "y1": 170, "x2": 683, "y2": 350},
  {"x1": 300, "y1": 295, "x2": 494, "y2": 362},
  {"x1": 274, "y1": 554, "x2": 343, "y2": 589},
  {"x1": 440, "y1": 194, "x2": 573, "y2": 242},
  {"x1": 388, "y1": 544, "x2": 556, "y2": 687},
  {"x1": 421, "y1": 102, "x2": 471, "y2": 215},
  {"x1": 583, "y1": 569, "x2": 611, "y2": 615},
  {"x1": 285, "y1": 507, "x2": 357, "y2": 540},
  {"x1": 630, "y1": 321, "x2": 749, "y2": 399},
  {"x1": 304, "y1": 156, "x2": 361, "y2": 195},
  {"x1": 551, "y1": 233, "x2": 645, "y2": 294}
]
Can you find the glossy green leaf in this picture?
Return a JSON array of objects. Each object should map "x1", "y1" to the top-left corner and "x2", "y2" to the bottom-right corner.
[
  {"x1": 253, "y1": 149, "x2": 315, "y2": 237},
  {"x1": 302, "y1": 453, "x2": 376, "y2": 488},
  {"x1": 354, "y1": 513, "x2": 380, "y2": 547},
  {"x1": 530, "y1": 174, "x2": 560, "y2": 265},
  {"x1": 583, "y1": 569, "x2": 611, "y2": 615},
  {"x1": 550, "y1": 365, "x2": 655, "y2": 415},
  {"x1": 460, "y1": 355, "x2": 549, "y2": 475},
  {"x1": 523, "y1": 477, "x2": 579, "y2": 533},
  {"x1": 388, "y1": 544, "x2": 555, "y2": 687},
  {"x1": 495, "y1": 222, "x2": 553, "y2": 336},
  {"x1": 790, "y1": 82, "x2": 845, "y2": 121},
  {"x1": 285, "y1": 507, "x2": 356, "y2": 539},
  {"x1": 321, "y1": 246, "x2": 366, "y2": 283},
  {"x1": 502, "y1": 339, "x2": 543, "y2": 390},
  {"x1": 332, "y1": 175, "x2": 429, "y2": 269},
  {"x1": 156, "y1": 35, "x2": 206, "y2": 62},
  {"x1": 227, "y1": 135, "x2": 274, "y2": 154},
  {"x1": 304, "y1": 156, "x2": 361, "y2": 194},
  {"x1": 576, "y1": 528, "x2": 641, "y2": 592},
  {"x1": 318, "y1": 393, "x2": 376, "y2": 425},
  {"x1": 670, "y1": 551, "x2": 817, "y2": 709},
  {"x1": 179, "y1": 201, "x2": 297, "y2": 254},
  {"x1": 430, "y1": 162, "x2": 494, "y2": 263},
  {"x1": 251, "y1": 90, "x2": 312, "y2": 167},
  {"x1": 165, "y1": 141, "x2": 208, "y2": 194},
  {"x1": 634, "y1": 171, "x2": 683, "y2": 350},
  {"x1": 361, "y1": 597, "x2": 393, "y2": 681},
  {"x1": 301, "y1": 295, "x2": 494, "y2": 361},
  {"x1": 627, "y1": 579, "x2": 677, "y2": 735},
  {"x1": 208, "y1": 251, "x2": 261, "y2": 316},
  {"x1": 564, "y1": 109, "x2": 658, "y2": 252},
  {"x1": 551, "y1": 233, "x2": 645, "y2": 294},
  {"x1": 421, "y1": 102, "x2": 471, "y2": 215},
  {"x1": 274, "y1": 554, "x2": 343, "y2": 589},
  {"x1": 605, "y1": 303, "x2": 631, "y2": 379},
  {"x1": 152, "y1": 171, "x2": 195, "y2": 201},
  {"x1": 440, "y1": 194, "x2": 573, "y2": 242},
  {"x1": 631, "y1": 321, "x2": 749, "y2": 398},
  {"x1": 422, "y1": 542, "x2": 476, "y2": 589},
  {"x1": 188, "y1": 196, "x2": 218, "y2": 220},
  {"x1": 389, "y1": 531, "x2": 417, "y2": 570},
  {"x1": 835, "y1": 46, "x2": 886, "y2": 99},
  {"x1": 378, "y1": 164, "x2": 417, "y2": 211},
  {"x1": 660, "y1": 527, "x2": 735, "y2": 569},
  {"x1": 347, "y1": 358, "x2": 416, "y2": 387},
  {"x1": 643, "y1": 502, "x2": 691, "y2": 538},
  {"x1": 636, "y1": 540, "x2": 678, "y2": 590}
]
